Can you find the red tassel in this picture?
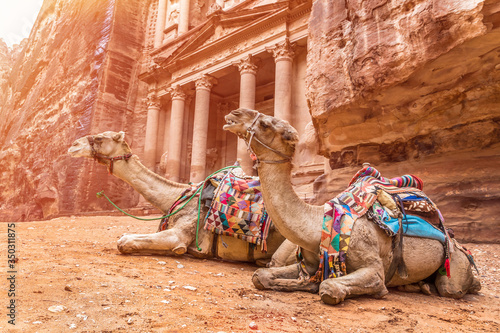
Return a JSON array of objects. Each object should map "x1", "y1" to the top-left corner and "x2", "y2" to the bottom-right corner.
[
  {"x1": 444, "y1": 258, "x2": 451, "y2": 278},
  {"x1": 250, "y1": 153, "x2": 257, "y2": 161}
]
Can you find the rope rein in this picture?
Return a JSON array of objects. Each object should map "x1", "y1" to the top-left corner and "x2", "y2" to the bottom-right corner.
[{"x1": 96, "y1": 165, "x2": 240, "y2": 251}]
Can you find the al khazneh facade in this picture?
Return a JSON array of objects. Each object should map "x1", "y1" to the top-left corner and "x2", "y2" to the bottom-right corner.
[{"x1": 140, "y1": 0, "x2": 324, "y2": 186}]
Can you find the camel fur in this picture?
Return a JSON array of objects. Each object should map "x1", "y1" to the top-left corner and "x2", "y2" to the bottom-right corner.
[
  {"x1": 223, "y1": 108, "x2": 481, "y2": 304},
  {"x1": 68, "y1": 131, "x2": 289, "y2": 265}
]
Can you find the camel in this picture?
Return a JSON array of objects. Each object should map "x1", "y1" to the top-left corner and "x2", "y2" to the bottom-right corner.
[
  {"x1": 223, "y1": 108, "x2": 481, "y2": 304},
  {"x1": 67, "y1": 131, "x2": 292, "y2": 266}
]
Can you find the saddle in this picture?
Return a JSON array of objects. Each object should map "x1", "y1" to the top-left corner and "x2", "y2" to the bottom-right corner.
[
  {"x1": 204, "y1": 169, "x2": 272, "y2": 252},
  {"x1": 312, "y1": 165, "x2": 454, "y2": 283}
]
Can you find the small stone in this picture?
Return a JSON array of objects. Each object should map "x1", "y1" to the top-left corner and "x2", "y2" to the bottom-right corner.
[
  {"x1": 183, "y1": 286, "x2": 197, "y2": 291},
  {"x1": 177, "y1": 264, "x2": 184, "y2": 268},
  {"x1": 33, "y1": 321, "x2": 43, "y2": 324},
  {"x1": 127, "y1": 317, "x2": 133, "y2": 325},
  {"x1": 158, "y1": 261, "x2": 167, "y2": 265},
  {"x1": 48, "y1": 305, "x2": 67, "y2": 313},
  {"x1": 64, "y1": 286, "x2": 73, "y2": 292},
  {"x1": 291, "y1": 317, "x2": 297, "y2": 322},
  {"x1": 161, "y1": 300, "x2": 171, "y2": 304},
  {"x1": 69, "y1": 323, "x2": 77, "y2": 329},
  {"x1": 249, "y1": 321, "x2": 258, "y2": 330}
]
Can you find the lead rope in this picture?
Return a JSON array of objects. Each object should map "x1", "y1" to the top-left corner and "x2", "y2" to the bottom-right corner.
[{"x1": 96, "y1": 165, "x2": 240, "y2": 251}]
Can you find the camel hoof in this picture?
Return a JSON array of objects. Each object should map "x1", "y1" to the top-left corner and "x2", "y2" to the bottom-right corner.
[
  {"x1": 252, "y1": 269, "x2": 267, "y2": 290},
  {"x1": 172, "y1": 245, "x2": 187, "y2": 255},
  {"x1": 419, "y1": 281, "x2": 432, "y2": 295},
  {"x1": 470, "y1": 277, "x2": 481, "y2": 294},
  {"x1": 319, "y1": 280, "x2": 346, "y2": 305},
  {"x1": 117, "y1": 235, "x2": 138, "y2": 254}
]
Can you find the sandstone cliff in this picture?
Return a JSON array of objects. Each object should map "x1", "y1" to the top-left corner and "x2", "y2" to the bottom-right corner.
[
  {"x1": 0, "y1": 0, "x2": 151, "y2": 221},
  {"x1": 307, "y1": 0, "x2": 500, "y2": 242}
]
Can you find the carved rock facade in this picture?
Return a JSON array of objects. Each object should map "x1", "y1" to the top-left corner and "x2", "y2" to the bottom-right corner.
[
  {"x1": 307, "y1": 0, "x2": 500, "y2": 242},
  {"x1": 0, "y1": 0, "x2": 151, "y2": 220}
]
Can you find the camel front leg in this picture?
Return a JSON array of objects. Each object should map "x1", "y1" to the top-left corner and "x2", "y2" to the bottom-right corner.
[
  {"x1": 252, "y1": 264, "x2": 320, "y2": 293},
  {"x1": 267, "y1": 239, "x2": 298, "y2": 267},
  {"x1": 117, "y1": 228, "x2": 191, "y2": 255},
  {"x1": 319, "y1": 265, "x2": 388, "y2": 305}
]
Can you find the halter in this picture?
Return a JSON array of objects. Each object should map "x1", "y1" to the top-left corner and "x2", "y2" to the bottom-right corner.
[
  {"x1": 87, "y1": 135, "x2": 132, "y2": 174},
  {"x1": 243, "y1": 112, "x2": 293, "y2": 167}
]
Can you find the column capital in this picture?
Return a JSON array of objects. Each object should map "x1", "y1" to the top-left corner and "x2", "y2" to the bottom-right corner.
[
  {"x1": 195, "y1": 74, "x2": 218, "y2": 91},
  {"x1": 167, "y1": 84, "x2": 187, "y2": 100},
  {"x1": 234, "y1": 55, "x2": 258, "y2": 75},
  {"x1": 266, "y1": 38, "x2": 296, "y2": 62},
  {"x1": 145, "y1": 94, "x2": 161, "y2": 108}
]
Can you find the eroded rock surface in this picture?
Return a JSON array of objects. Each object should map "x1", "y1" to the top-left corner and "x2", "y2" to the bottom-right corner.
[
  {"x1": 307, "y1": 0, "x2": 500, "y2": 242},
  {"x1": 0, "y1": 0, "x2": 150, "y2": 221}
]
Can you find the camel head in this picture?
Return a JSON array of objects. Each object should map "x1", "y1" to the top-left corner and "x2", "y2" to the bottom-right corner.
[
  {"x1": 223, "y1": 108, "x2": 299, "y2": 163},
  {"x1": 68, "y1": 131, "x2": 132, "y2": 168}
]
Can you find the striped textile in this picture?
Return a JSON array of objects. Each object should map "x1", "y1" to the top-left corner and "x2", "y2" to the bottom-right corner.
[{"x1": 348, "y1": 165, "x2": 424, "y2": 190}]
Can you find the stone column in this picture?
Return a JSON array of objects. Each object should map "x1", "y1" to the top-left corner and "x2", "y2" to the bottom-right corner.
[
  {"x1": 190, "y1": 75, "x2": 217, "y2": 182},
  {"x1": 267, "y1": 38, "x2": 296, "y2": 123},
  {"x1": 144, "y1": 94, "x2": 161, "y2": 168},
  {"x1": 178, "y1": 0, "x2": 190, "y2": 34},
  {"x1": 235, "y1": 55, "x2": 258, "y2": 174},
  {"x1": 154, "y1": 0, "x2": 168, "y2": 48},
  {"x1": 166, "y1": 85, "x2": 187, "y2": 182}
]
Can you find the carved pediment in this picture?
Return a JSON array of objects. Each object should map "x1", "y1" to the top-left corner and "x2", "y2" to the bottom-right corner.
[{"x1": 162, "y1": 0, "x2": 290, "y2": 67}]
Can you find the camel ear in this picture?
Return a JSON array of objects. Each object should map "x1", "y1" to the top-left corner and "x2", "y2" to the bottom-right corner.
[{"x1": 113, "y1": 131, "x2": 125, "y2": 142}]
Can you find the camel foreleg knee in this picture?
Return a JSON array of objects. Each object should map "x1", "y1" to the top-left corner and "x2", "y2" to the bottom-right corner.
[{"x1": 435, "y1": 246, "x2": 482, "y2": 299}]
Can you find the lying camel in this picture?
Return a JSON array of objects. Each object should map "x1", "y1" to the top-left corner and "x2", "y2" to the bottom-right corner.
[
  {"x1": 68, "y1": 131, "x2": 289, "y2": 265},
  {"x1": 223, "y1": 108, "x2": 481, "y2": 304}
]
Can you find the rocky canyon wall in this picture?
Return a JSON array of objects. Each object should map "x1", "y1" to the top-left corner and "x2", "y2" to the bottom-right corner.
[
  {"x1": 307, "y1": 0, "x2": 500, "y2": 242},
  {"x1": 0, "y1": 0, "x2": 151, "y2": 221}
]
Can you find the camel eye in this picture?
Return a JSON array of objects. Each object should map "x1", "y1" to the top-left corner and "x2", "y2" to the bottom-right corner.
[
  {"x1": 259, "y1": 119, "x2": 270, "y2": 129},
  {"x1": 94, "y1": 136, "x2": 104, "y2": 142}
]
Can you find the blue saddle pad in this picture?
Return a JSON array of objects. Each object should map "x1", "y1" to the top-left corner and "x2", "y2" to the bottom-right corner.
[{"x1": 384, "y1": 214, "x2": 445, "y2": 243}]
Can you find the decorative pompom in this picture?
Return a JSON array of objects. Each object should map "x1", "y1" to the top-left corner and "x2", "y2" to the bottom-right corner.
[{"x1": 444, "y1": 258, "x2": 451, "y2": 278}]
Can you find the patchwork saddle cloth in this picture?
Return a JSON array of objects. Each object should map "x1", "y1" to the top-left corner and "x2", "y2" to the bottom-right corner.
[
  {"x1": 313, "y1": 165, "x2": 453, "y2": 282},
  {"x1": 204, "y1": 170, "x2": 272, "y2": 252}
]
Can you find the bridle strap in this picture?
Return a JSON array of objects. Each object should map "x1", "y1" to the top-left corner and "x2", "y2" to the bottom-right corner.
[
  {"x1": 86, "y1": 135, "x2": 132, "y2": 174},
  {"x1": 244, "y1": 112, "x2": 293, "y2": 166}
]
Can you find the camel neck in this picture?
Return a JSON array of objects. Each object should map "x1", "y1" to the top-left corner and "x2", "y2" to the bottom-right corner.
[
  {"x1": 110, "y1": 155, "x2": 190, "y2": 211},
  {"x1": 257, "y1": 162, "x2": 323, "y2": 253}
]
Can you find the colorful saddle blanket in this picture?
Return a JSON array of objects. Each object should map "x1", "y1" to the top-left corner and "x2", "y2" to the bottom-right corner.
[
  {"x1": 204, "y1": 171, "x2": 272, "y2": 252},
  {"x1": 314, "y1": 165, "x2": 451, "y2": 282}
]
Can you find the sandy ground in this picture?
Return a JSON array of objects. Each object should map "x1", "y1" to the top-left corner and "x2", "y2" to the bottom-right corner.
[{"x1": 0, "y1": 216, "x2": 499, "y2": 333}]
